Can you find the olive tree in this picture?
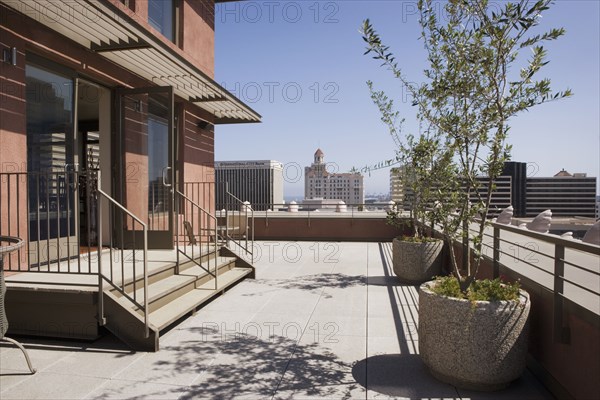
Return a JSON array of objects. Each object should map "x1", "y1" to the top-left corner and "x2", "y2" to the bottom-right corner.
[{"x1": 363, "y1": 0, "x2": 571, "y2": 292}]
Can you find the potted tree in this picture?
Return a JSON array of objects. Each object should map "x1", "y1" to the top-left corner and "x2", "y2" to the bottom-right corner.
[
  {"x1": 363, "y1": 0, "x2": 571, "y2": 390},
  {"x1": 370, "y1": 90, "x2": 451, "y2": 283}
]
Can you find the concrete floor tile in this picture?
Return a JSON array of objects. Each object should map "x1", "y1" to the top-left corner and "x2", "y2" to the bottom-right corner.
[
  {"x1": 297, "y1": 332, "x2": 366, "y2": 364},
  {"x1": 367, "y1": 315, "x2": 418, "y2": 339},
  {"x1": 200, "y1": 292, "x2": 275, "y2": 312},
  {"x1": 0, "y1": 339, "x2": 73, "y2": 374},
  {"x1": 367, "y1": 336, "x2": 419, "y2": 357},
  {"x1": 0, "y1": 242, "x2": 561, "y2": 400},
  {"x1": 112, "y1": 339, "x2": 213, "y2": 387},
  {"x1": 46, "y1": 347, "x2": 142, "y2": 379},
  {"x1": 274, "y1": 384, "x2": 366, "y2": 400},
  {"x1": 0, "y1": 371, "x2": 105, "y2": 399},
  {"x1": 275, "y1": 337, "x2": 366, "y2": 399},
  {"x1": 0, "y1": 368, "x2": 36, "y2": 394},
  {"x1": 85, "y1": 379, "x2": 186, "y2": 399},
  {"x1": 247, "y1": 313, "x2": 312, "y2": 343},
  {"x1": 176, "y1": 309, "x2": 255, "y2": 332},
  {"x1": 360, "y1": 353, "x2": 459, "y2": 399},
  {"x1": 186, "y1": 336, "x2": 297, "y2": 397},
  {"x1": 312, "y1": 294, "x2": 368, "y2": 319},
  {"x1": 307, "y1": 315, "x2": 367, "y2": 338},
  {"x1": 457, "y1": 369, "x2": 554, "y2": 400},
  {"x1": 276, "y1": 366, "x2": 365, "y2": 398}
]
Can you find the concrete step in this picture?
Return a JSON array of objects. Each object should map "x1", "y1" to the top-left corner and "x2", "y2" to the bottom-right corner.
[
  {"x1": 113, "y1": 256, "x2": 238, "y2": 313},
  {"x1": 149, "y1": 267, "x2": 254, "y2": 331},
  {"x1": 102, "y1": 245, "x2": 255, "y2": 351},
  {"x1": 118, "y1": 245, "x2": 221, "y2": 292}
]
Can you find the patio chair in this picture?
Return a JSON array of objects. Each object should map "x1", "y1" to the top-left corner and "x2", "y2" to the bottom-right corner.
[{"x1": 0, "y1": 236, "x2": 36, "y2": 374}]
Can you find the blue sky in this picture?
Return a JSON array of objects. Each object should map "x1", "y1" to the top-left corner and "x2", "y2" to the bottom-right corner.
[{"x1": 214, "y1": 1, "x2": 600, "y2": 198}]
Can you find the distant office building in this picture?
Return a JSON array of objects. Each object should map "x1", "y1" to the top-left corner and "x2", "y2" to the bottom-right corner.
[
  {"x1": 215, "y1": 160, "x2": 284, "y2": 211},
  {"x1": 304, "y1": 149, "x2": 365, "y2": 204},
  {"x1": 390, "y1": 167, "x2": 405, "y2": 206},
  {"x1": 389, "y1": 161, "x2": 597, "y2": 218},
  {"x1": 525, "y1": 168, "x2": 597, "y2": 218},
  {"x1": 486, "y1": 162, "x2": 596, "y2": 218}
]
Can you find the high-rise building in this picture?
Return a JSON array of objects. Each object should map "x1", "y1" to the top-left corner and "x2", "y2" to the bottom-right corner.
[
  {"x1": 390, "y1": 167, "x2": 405, "y2": 205},
  {"x1": 304, "y1": 149, "x2": 365, "y2": 204},
  {"x1": 525, "y1": 168, "x2": 597, "y2": 217},
  {"x1": 215, "y1": 160, "x2": 284, "y2": 211},
  {"x1": 389, "y1": 161, "x2": 597, "y2": 218}
]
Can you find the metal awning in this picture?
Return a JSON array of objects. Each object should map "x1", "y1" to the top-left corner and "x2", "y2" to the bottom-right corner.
[{"x1": 1, "y1": 0, "x2": 260, "y2": 124}]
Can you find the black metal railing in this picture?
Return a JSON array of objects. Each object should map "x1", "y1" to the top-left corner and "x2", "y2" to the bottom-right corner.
[
  {"x1": 421, "y1": 212, "x2": 600, "y2": 344},
  {"x1": 219, "y1": 187, "x2": 254, "y2": 264},
  {"x1": 476, "y1": 221, "x2": 600, "y2": 343},
  {"x1": 0, "y1": 170, "x2": 149, "y2": 337},
  {"x1": 175, "y1": 189, "x2": 218, "y2": 290},
  {"x1": 0, "y1": 170, "x2": 101, "y2": 274},
  {"x1": 95, "y1": 170, "x2": 149, "y2": 338}
]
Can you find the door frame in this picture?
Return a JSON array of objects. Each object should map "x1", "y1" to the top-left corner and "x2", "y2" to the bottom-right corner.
[{"x1": 114, "y1": 86, "x2": 175, "y2": 249}]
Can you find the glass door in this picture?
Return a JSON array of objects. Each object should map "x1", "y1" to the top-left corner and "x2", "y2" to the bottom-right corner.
[
  {"x1": 116, "y1": 87, "x2": 174, "y2": 249},
  {"x1": 25, "y1": 62, "x2": 77, "y2": 265}
]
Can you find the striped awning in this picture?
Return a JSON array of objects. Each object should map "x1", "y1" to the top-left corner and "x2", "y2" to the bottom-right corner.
[{"x1": 1, "y1": 0, "x2": 261, "y2": 124}]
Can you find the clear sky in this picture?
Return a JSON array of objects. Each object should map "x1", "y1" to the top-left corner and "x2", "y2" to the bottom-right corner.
[{"x1": 214, "y1": 0, "x2": 600, "y2": 198}]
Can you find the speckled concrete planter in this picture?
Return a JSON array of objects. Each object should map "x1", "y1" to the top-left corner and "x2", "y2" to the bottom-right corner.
[
  {"x1": 392, "y1": 238, "x2": 443, "y2": 284},
  {"x1": 418, "y1": 281, "x2": 530, "y2": 391}
]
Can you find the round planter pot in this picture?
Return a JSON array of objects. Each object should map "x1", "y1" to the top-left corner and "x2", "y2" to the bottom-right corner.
[
  {"x1": 418, "y1": 281, "x2": 530, "y2": 391},
  {"x1": 392, "y1": 238, "x2": 443, "y2": 284}
]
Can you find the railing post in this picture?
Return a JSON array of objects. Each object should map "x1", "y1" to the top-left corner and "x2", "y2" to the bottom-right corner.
[
  {"x1": 143, "y1": 225, "x2": 149, "y2": 338},
  {"x1": 214, "y1": 212, "x2": 218, "y2": 291},
  {"x1": 96, "y1": 170, "x2": 106, "y2": 326},
  {"x1": 462, "y1": 219, "x2": 469, "y2": 274},
  {"x1": 175, "y1": 188, "x2": 180, "y2": 274},
  {"x1": 553, "y1": 243, "x2": 570, "y2": 344},
  {"x1": 493, "y1": 225, "x2": 500, "y2": 279}
]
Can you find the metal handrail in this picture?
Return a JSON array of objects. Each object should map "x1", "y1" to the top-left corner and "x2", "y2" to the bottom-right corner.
[
  {"x1": 419, "y1": 213, "x2": 599, "y2": 344},
  {"x1": 175, "y1": 189, "x2": 218, "y2": 290},
  {"x1": 221, "y1": 188, "x2": 254, "y2": 264},
  {"x1": 96, "y1": 171, "x2": 149, "y2": 338}
]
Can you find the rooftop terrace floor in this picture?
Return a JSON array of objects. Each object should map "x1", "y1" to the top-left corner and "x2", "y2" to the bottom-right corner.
[{"x1": 1, "y1": 241, "x2": 552, "y2": 399}]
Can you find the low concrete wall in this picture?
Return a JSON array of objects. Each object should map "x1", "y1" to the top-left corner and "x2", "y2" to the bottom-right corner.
[
  {"x1": 485, "y1": 259, "x2": 598, "y2": 400},
  {"x1": 6, "y1": 289, "x2": 100, "y2": 340},
  {"x1": 448, "y1": 241, "x2": 599, "y2": 400},
  {"x1": 253, "y1": 216, "x2": 405, "y2": 242}
]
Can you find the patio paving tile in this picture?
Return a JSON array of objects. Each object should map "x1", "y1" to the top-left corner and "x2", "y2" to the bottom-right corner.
[
  {"x1": 84, "y1": 379, "x2": 186, "y2": 399},
  {"x1": 0, "y1": 242, "x2": 554, "y2": 399},
  {"x1": 0, "y1": 371, "x2": 106, "y2": 399}
]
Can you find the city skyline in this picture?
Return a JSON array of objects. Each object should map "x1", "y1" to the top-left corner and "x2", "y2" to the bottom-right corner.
[{"x1": 214, "y1": 0, "x2": 600, "y2": 197}]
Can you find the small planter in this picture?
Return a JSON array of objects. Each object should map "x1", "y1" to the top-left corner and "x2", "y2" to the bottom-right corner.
[
  {"x1": 392, "y1": 238, "x2": 443, "y2": 284},
  {"x1": 418, "y1": 281, "x2": 530, "y2": 391}
]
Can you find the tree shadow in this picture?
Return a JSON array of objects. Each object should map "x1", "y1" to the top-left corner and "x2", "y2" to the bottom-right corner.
[
  {"x1": 366, "y1": 275, "x2": 410, "y2": 286},
  {"x1": 352, "y1": 354, "x2": 460, "y2": 399},
  {"x1": 241, "y1": 273, "x2": 366, "y2": 298},
  {"x1": 92, "y1": 325, "x2": 364, "y2": 399}
]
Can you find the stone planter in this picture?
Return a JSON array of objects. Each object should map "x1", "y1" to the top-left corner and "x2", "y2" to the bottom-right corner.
[
  {"x1": 418, "y1": 281, "x2": 530, "y2": 391},
  {"x1": 392, "y1": 238, "x2": 443, "y2": 284}
]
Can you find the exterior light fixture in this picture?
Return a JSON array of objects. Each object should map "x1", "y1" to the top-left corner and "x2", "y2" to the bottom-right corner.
[
  {"x1": 2, "y1": 47, "x2": 17, "y2": 66},
  {"x1": 197, "y1": 121, "x2": 214, "y2": 131}
]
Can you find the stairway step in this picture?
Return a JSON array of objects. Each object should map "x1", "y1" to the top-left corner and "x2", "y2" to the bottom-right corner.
[
  {"x1": 149, "y1": 267, "x2": 253, "y2": 331},
  {"x1": 178, "y1": 255, "x2": 236, "y2": 275},
  {"x1": 115, "y1": 245, "x2": 221, "y2": 289},
  {"x1": 113, "y1": 256, "x2": 238, "y2": 312}
]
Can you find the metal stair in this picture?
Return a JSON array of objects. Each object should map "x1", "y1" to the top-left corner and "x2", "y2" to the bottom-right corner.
[{"x1": 103, "y1": 246, "x2": 254, "y2": 351}]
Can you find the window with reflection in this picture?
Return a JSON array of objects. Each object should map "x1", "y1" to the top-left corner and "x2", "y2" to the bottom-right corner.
[
  {"x1": 26, "y1": 63, "x2": 75, "y2": 243},
  {"x1": 148, "y1": 0, "x2": 175, "y2": 42}
]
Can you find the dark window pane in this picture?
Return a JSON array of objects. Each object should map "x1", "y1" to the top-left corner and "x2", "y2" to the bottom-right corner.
[{"x1": 148, "y1": 0, "x2": 174, "y2": 42}]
